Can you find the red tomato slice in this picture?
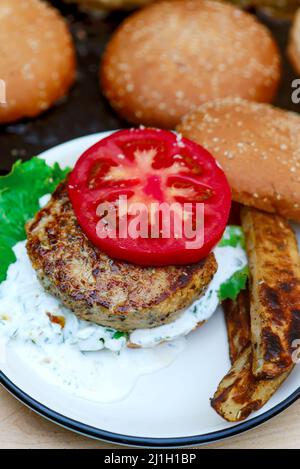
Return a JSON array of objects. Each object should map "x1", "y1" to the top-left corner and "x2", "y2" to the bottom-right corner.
[{"x1": 68, "y1": 129, "x2": 231, "y2": 266}]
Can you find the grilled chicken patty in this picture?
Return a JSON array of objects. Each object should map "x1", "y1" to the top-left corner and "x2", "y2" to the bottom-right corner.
[{"x1": 26, "y1": 183, "x2": 217, "y2": 331}]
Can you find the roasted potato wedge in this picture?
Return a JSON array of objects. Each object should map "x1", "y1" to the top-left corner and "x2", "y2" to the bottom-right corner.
[
  {"x1": 223, "y1": 289, "x2": 251, "y2": 363},
  {"x1": 211, "y1": 345, "x2": 293, "y2": 422},
  {"x1": 241, "y1": 208, "x2": 300, "y2": 378}
]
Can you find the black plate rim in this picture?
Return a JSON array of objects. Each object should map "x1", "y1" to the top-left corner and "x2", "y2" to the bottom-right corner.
[{"x1": 1, "y1": 370, "x2": 299, "y2": 447}]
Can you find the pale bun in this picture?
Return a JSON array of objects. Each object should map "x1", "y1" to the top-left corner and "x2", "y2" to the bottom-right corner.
[
  {"x1": 0, "y1": 0, "x2": 76, "y2": 124},
  {"x1": 177, "y1": 98, "x2": 300, "y2": 222},
  {"x1": 63, "y1": 0, "x2": 152, "y2": 10},
  {"x1": 288, "y1": 8, "x2": 300, "y2": 75},
  {"x1": 101, "y1": 0, "x2": 281, "y2": 129}
]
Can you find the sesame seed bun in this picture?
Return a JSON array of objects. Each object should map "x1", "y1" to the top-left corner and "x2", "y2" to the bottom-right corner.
[
  {"x1": 63, "y1": 0, "x2": 152, "y2": 10},
  {"x1": 0, "y1": 0, "x2": 76, "y2": 124},
  {"x1": 288, "y1": 8, "x2": 300, "y2": 75},
  {"x1": 177, "y1": 98, "x2": 300, "y2": 222},
  {"x1": 100, "y1": 0, "x2": 281, "y2": 129}
]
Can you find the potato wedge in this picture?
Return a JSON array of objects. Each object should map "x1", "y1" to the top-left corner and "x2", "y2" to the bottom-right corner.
[
  {"x1": 211, "y1": 345, "x2": 293, "y2": 422},
  {"x1": 223, "y1": 289, "x2": 251, "y2": 364},
  {"x1": 241, "y1": 207, "x2": 300, "y2": 378}
]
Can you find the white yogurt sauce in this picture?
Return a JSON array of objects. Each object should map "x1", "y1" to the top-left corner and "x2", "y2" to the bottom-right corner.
[
  {"x1": 6, "y1": 340, "x2": 185, "y2": 403},
  {"x1": 0, "y1": 243, "x2": 127, "y2": 354},
  {"x1": 130, "y1": 246, "x2": 247, "y2": 347},
  {"x1": 0, "y1": 239, "x2": 246, "y2": 403},
  {"x1": 0, "y1": 242, "x2": 185, "y2": 402}
]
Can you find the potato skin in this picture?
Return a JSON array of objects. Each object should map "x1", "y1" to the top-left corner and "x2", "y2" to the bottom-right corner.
[
  {"x1": 241, "y1": 207, "x2": 300, "y2": 378},
  {"x1": 211, "y1": 345, "x2": 293, "y2": 422},
  {"x1": 214, "y1": 280, "x2": 294, "y2": 422},
  {"x1": 223, "y1": 289, "x2": 251, "y2": 364}
]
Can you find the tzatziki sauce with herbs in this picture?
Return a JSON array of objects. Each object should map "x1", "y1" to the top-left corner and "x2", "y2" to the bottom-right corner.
[{"x1": 0, "y1": 234, "x2": 246, "y2": 403}]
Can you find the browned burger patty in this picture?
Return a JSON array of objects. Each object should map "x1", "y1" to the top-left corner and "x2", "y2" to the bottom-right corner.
[{"x1": 26, "y1": 183, "x2": 217, "y2": 332}]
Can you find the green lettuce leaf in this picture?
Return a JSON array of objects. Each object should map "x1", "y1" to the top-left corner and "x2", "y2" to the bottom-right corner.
[
  {"x1": 218, "y1": 225, "x2": 246, "y2": 249},
  {"x1": 0, "y1": 240, "x2": 17, "y2": 283},
  {"x1": 218, "y1": 266, "x2": 249, "y2": 302},
  {"x1": 113, "y1": 331, "x2": 128, "y2": 340},
  {"x1": 218, "y1": 226, "x2": 248, "y2": 301},
  {"x1": 0, "y1": 158, "x2": 70, "y2": 282}
]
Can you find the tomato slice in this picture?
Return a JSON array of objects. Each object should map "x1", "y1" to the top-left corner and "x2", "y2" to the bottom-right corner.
[{"x1": 68, "y1": 129, "x2": 231, "y2": 266}]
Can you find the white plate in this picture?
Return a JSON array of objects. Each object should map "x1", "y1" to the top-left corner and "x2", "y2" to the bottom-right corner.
[{"x1": 1, "y1": 132, "x2": 300, "y2": 447}]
